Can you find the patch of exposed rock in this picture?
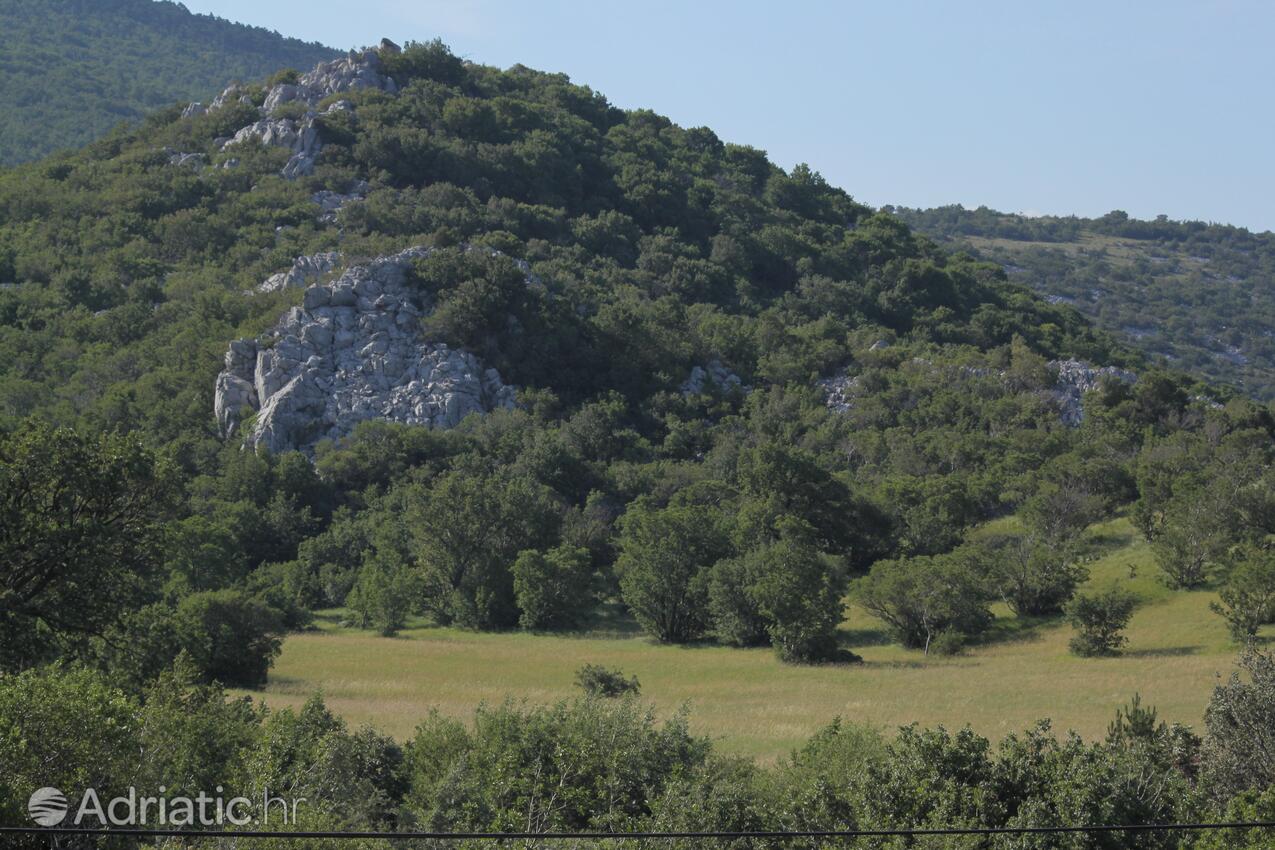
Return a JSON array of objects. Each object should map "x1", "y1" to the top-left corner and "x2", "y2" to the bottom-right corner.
[
  {"x1": 312, "y1": 180, "x2": 369, "y2": 225},
  {"x1": 256, "y1": 252, "x2": 343, "y2": 294},
  {"x1": 680, "y1": 360, "x2": 745, "y2": 396},
  {"x1": 216, "y1": 247, "x2": 517, "y2": 454},
  {"x1": 193, "y1": 48, "x2": 398, "y2": 181},
  {"x1": 817, "y1": 357, "x2": 1137, "y2": 425},
  {"x1": 1048, "y1": 359, "x2": 1136, "y2": 425}
]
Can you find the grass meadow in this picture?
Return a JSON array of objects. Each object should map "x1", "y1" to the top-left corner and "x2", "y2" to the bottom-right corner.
[{"x1": 235, "y1": 516, "x2": 1252, "y2": 762}]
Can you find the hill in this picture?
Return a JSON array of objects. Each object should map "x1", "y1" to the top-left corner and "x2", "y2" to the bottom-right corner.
[
  {"x1": 0, "y1": 0, "x2": 337, "y2": 164},
  {"x1": 3, "y1": 39, "x2": 1275, "y2": 840},
  {"x1": 893, "y1": 204, "x2": 1275, "y2": 399}
]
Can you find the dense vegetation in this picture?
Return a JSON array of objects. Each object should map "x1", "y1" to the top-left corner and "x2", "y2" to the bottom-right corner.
[
  {"x1": 894, "y1": 204, "x2": 1275, "y2": 399},
  {"x1": 0, "y1": 0, "x2": 336, "y2": 164},
  {"x1": 2, "y1": 36, "x2": 1275, "y2": 842}
]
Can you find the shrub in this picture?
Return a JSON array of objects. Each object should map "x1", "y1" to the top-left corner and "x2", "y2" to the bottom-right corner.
[
  {"x1": 858, "y1": 552, "x2": 992, "y2": 654},
  {"x1": 747, "y1": 533, "x2": 847, "y2": 663},
  {"x1": 173, "y1": 590, "x2": 285, "y2": 686},
  {"x1": 1066, "y1": 587, "x2": 1136, "y2": 657},
  {"x1": 575, "y1": 664, "x2": 640, "y2": 698},
  {"x1": 977, "y1": 532, "x2": 1088, "y2": 617}
]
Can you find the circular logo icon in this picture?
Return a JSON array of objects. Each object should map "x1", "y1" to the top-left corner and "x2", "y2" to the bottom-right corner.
[{"x1": 28, "y1": 787, "x2": 68, "y2": 826}]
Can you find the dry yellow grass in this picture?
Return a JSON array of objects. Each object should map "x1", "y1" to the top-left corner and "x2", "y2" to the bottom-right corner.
[{"x1": 236, "y1": 517, "x2": 1247, "y2": 762}]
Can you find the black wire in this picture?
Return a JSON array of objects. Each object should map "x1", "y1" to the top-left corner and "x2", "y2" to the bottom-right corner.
[{"x1": 2, "y1": 822, "x2": 1275, "y2": 840}]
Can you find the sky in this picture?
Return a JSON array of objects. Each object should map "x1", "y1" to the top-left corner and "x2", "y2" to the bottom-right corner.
[{"x1": 182, "y1": 0, "x2": 1275, "y2": 232}]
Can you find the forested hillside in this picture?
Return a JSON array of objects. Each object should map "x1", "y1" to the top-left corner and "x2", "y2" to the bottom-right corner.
[
  {"x1": 894, "y1": 204, "x2": 1275, "y2": 399},
  {"x1": 0, "y1": 0, "x2": 336, "y2": 164},
  {"x1": 3, "y1": 39, "x2": 1275, "y2": 843}
]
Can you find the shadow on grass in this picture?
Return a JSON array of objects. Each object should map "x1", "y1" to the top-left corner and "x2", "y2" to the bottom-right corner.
[
  {"x1": 972, "y1": 612, "x2": 1061, "y2": 649},
  {"x1": 1123, "y1": 646, "x2": 1204, "y2": 658},
  {"x1": 839, "y1": 625, "x2": 894, "y2": 648}
]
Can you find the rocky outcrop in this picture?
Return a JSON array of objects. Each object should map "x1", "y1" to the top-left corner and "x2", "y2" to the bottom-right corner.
[
  {"x1": 256, "y1": 252, "x2": 343, "y2": 294},
  {"x1": 680, "y1": 360, "x2": 745, "y2": 396},
  {"x1": 1047, "y1": 359, "x2": 1137, "y2": 425},
  {"x1": 216, "y1": 247, "x2": 517, "y2": 454},
  {"x1": 202, "y1": 48, "x2": 398, "y2": 181},
  {"x1": 816, "y1": 357, "x2": 1137, "y2": 425},
  {"x1": 312, "y1": 180, "x2": 369, "y2": 225}
]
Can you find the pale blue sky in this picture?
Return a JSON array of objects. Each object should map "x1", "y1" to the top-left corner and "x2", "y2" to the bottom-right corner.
[{"x1": 182, "y1": 1, "x2": 1275, "y2": 232}]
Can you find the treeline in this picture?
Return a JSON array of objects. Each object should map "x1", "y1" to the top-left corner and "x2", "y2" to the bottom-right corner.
[
  {"x1": 4, "y1": 651, "x2": 1275, "y2": 848},
  {"x1": 0, "y1": 0, "x2": 336, "y2": 164},
  {"x1": 893, "y1": 205, "x2": 1275, "y2": 400}
]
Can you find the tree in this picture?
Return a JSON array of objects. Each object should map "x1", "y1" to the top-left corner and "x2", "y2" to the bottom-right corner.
[
  {"x1": 1201, "y1": 649, "x2": 1275, "y2": 801},
  {"x1": 346, "y1": 553, "x2": 421, "y2": 636},
  {"x1": 512, "y1": 545, "x2": 595, "y2": 631},
  {"x1": 858, "y1": 552, "x2": 992, "y2": 654},
  {"x1": 0, "y1": 422, "x2": 175, "y2": 670},
  {"x1": 173, "y1": 590, "x2": 284, "y2": 687},
  {"x1": 1066, "y1": 587, "x2": 1135, "y2": 657},
  {"x1": 408, "y1": 468, "x2": 561, "y2": 630},
  {"x1": 1211, "y1": 546, "x2": 1275, "y2": 641},
  {"x1": 748, "y1": 530, "x2": 848, "y2": 663},
  {"x1": 707, "y1": 553, "x2": 771, "y2": 648},
  {"x1": 978, "y1": 532, "x2": 1088, "y2": 617},
  {"x1": 616, "y1": 498, "x2": 731, "y2": 643}
]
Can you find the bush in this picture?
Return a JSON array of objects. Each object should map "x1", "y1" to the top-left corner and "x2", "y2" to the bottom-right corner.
[
  {"x1": 173, "y1": 590, "x2": 285, "y2": 686},
  {"x1": 747, "y1": 532, "x2": 847, "y2": 663},
  {"x1": 512, "y1": 545, "x2": 595, "y2": 630},
  {"x1": 858, "y1": 552, "x2": 992, "y2": 654},
  {"x1": 575, "y1": 664, "x2": 640, "y2": 698},
  {"x1": 977, "y1": 532, "x2": 1088, "y2": 617},
  {"x1": 1066, "y1": 587, "x2": 1136, "y2": 657}
]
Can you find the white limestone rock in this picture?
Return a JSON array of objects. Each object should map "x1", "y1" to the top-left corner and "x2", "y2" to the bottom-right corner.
[
  {"x1": 1047, "y1": 359, "x2": 1137, "y2": 425},
  {"x1": 680, "y1": 360, "x2": 745, "y2": 396},
  {"x1": 216, "y1": 247, "x2": 518, "y2": 454},
  {"x1": 256, "y1": 252, "x2": 343, "y2": 294}
]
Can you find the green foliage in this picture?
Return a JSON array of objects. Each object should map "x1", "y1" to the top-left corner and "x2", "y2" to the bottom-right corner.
[
  {"x1": 1066, "y1": 587, "x2": 1136, "y2": 657},
  {"x1": 1202, "y1": 649, "x2": 1275, "y2": 801},
  {"x1": 859, "y1": 550, "x2": 993, "y2": 653},
  {"x1": 512, "y1": 545, "x2": 595, "y2": 631},
  {"x1": 408, "y1": 468, "x2": 561, "y2": 629},
  {"x1": 977, "y1": 531, "x2": 1089, "y2": 616},
  {"x1": 616, "y1": 498, "x2": 733, "y2": 643},
  {"x1": 1212, "y1": 545, "x2": 1275, "y2": 641},
  {"x1": 0, "y1": 0, "x2": 336, "y2": 164},
  {"x1": 574, "y1": 663, "x2": 640, "y2": 698},
  {"x1": 0, "y1": 421, "x2": 176, "y2": 670},
  {"x1": 173, "y1": 589, "x2": 284, "y2": 686},
  {"x1": 345, "y1": 553, "x2": 421, "y2": 636},
  {"x1": 746, "y1": 530, "x2": 848, "y2": 663}
]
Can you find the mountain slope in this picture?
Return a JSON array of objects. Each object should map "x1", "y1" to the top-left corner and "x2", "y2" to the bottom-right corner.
[
  {"x1": 0, "y1": 0, "x2": 337, "y2": 164},
  {"x1": 893, "y1": 205, "x2": 1275, "y2": 399}
]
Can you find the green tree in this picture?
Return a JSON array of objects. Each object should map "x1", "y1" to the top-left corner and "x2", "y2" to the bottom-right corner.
[
  {"x1": 0, "y1": 422, "x2": 176, "y2": 670},
  {"x1": 747, "y1": 530, "x2": 847, "y2": 663},
  {"x1": 1066, "y1": 587, "x2": 1136, "y2": 657},
  {"x1": 408, "y1": 469, "x2": 561, "y2": 629},
  {"x1": 173, "y1": 590, "x2": 284, "y2": 686},
  {"x1": 616, "y1": 498, "x2": 732, "y2": 643},
  {"x1": 512, "y1": 545, "x2": 594, "y2": 631},
  {"x1": 978, "y1": 532, "x2": 1089, "y2": 617},
  {"x1": 1211, "y1": 546, "x2": 1275, "y2": 642},
  {"x1": 858, "y1": 552, "x2": 992, "y2": 654}
]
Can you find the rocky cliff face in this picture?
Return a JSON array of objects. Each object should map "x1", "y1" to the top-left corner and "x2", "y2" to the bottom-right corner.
[{"x1": 216, "y1": 247, "x2": 517, "y2": 454}]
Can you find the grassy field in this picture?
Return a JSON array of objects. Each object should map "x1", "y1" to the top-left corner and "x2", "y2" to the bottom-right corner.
[{"x1": 236, "y1": 517, "x2": 1250, "y2": 762}]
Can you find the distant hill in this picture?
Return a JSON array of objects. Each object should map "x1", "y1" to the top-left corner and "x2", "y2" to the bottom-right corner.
[
  {"x1": 0, "y1": 0, "x2": 338, "y2": 164},
  {"x1": 892, "y1": 205, "x2": 1275, "y2": 399}
]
